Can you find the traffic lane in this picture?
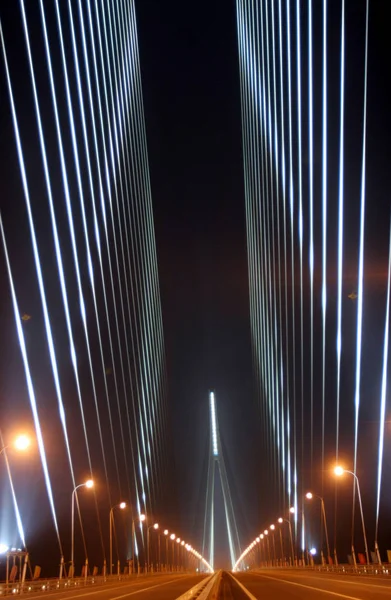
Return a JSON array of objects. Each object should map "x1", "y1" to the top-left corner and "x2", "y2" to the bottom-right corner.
[
  {"x1": 233, "y1": 569, "x2": 391, "y2": 599},
  {"x1": 11, "y1": 574, "x2": 208, "y2": 600},
  {"x1": 217, "y1": 571, "x2": 255, "y2": 600},
  {"x1": 108, "y1": 574, "x2": 209, "y2": 600}
]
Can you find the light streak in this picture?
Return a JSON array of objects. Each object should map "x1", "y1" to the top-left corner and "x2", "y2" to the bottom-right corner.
[
  {"x1": 0, "y1": 431, "x2": 26, "y2": 548},
  {"x1": 336, "y1": 0, "x2": 345, "y2": 459},
  {"x1": 321, "y1": 0, "x2": 328, "y2": 496},
  {"x1": 0, "y1": 22, "x2": 62, "y2": 554},
  {"x1": 353, "y1": 0, "x2": 369, "y2": 485},
  {"x1": 308, "y1": 0, "x2": 314, "y2": 477},
  {"x1": 0, "y1": 213, "x2": 61, "y2": 553},
  {"x1": 209, "y1": 392, "x2": 219, "y2": 456},
  {"x1": 375, "y1": 218, "x2": 391, "y2": 540}
]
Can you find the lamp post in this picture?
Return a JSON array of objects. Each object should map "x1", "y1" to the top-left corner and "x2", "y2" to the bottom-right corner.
[
  {"x1": 334, "y1": 466, "x2": 370, "y2": 567},
  {"x1": 180, "y1": 541, "x2": 185, "y2": 571},
  {"x1": 109, "y1": 502, "x2": 126, "y2": 576},
  {"x1": 170, "y1": 534, "x2": 176, "y2": 571},
  {"x1": 71, "y1": 479, "x2": 94, "y2": 576},
  {"x1": 259, "y1": 534, "x2": 264, "y2": 566},
  {"x1": 263, "y1": 530, "x2": 271, "y2": 566},
  {"x1": 164, "y1": 530, "x2": 169, "y2": 571},
  {"x1": 131, "y1": 513, "x2": 146, "y2": 574},
  {"x1": 305, "y1": 492, "x2": 331, "y2": 565},
  {"x1": 147, "y1": 523, "x2": 159, "y2": 572},
  {"x1": 278, "y1": 518, "x2": 294, "y2": 566},
  {"x1": 176, "y1": 538, "x2": 181, "y2": 571},
  {"x1": 269, "y1": 525, "x2": 277, "y2": 566}
]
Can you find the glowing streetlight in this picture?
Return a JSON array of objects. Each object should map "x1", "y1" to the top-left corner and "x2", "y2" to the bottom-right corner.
[
  {"x1": 334, "y1": 466, "x2": 370, "y2": 567},
  {"x1": 131, "y1": 513, "x2": 146, "y2": 574},
  {"x1": 147, "y1": 523, "x2": 159, "y2": 571},
  {"x1": 170, "y1": 534, "x2": 176, "y2": 571},
  {"x1": 278, "y1": 517, "x2": 294, "y2": 566},
  {"x1": 14, "y1": 435, "x2": 30, "y2": 451},
  {"x1": 0, "y1": 434, "x2": 31, "y2": 455},
  {"x1": 269, "y1": 525, "x2": 276, "y2": 565},
  {"x1": 163, "y1": 530, "x2": 169, "y2": 571},
  {"x1": 71, "y1": 479, "x2": 94, "y2": 575},
  {"x1": 305, "y1": 491, "x2": 330, "y2": 565},
  {"x1": 109, "y1": 502, "x2": 127, "y2": 576}
]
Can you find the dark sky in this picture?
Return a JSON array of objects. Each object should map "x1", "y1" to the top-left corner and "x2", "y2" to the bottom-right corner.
[{"x1": 135, "y1": 0, "x2": 262, "y2": 566}]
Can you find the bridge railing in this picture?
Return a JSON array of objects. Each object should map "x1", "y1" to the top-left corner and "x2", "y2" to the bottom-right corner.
[{"x1": 0, "y1": 571, "x2": 192, "y2": 596}]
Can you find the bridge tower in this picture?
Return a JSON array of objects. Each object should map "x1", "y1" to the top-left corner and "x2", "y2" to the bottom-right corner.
[{"x1": 202, "y1": 391, "x2": 241, "y2": 570}]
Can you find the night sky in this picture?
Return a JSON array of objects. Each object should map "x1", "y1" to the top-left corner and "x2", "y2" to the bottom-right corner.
[
  {"x1": 0, "y1": 0, "x2": 391, "y2": 575},
  {"x1": 135, "y1": 0, "x2": 261, "y2": 567}
]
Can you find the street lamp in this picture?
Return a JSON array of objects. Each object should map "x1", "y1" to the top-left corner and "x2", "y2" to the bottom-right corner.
[
  {"x1": 270, "y1": 525, "x2": 276, "y2": 565},
  {"x1": 263, "y1": 530, "x2": 271, "y2": 566},
  {"x1": 305, "y1": 492, "x2": 331, "y2": 565},
  {"x1": 0, "y1": 434, "x2": 31, "y2": 455},
  {"x1": 109, "y1": 502, "x2": 126, "y2": 576},
  {"x1": 164, "y1": 530, "x2": 169, "y2": 571},
  {"x1": 71, "y1": 479, "x2": 94, "y2": 576},
  {"x1": 278, "y1": 517, "x2": 294, "y2": 566},
  {"x1": 147, "y1": 523, "x2": 159, "y2": 572},
  {"x1": 131, "y1": 513, "x2": 146, "y2": 574},
  {"x1": 170, "y1": 534, "x2": 176, "y2": 570},
  {"x1": 334, "y1": 466, "x2": 370, "y2": 567}
]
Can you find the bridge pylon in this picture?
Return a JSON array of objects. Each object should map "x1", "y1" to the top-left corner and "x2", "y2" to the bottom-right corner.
[{"x1": 202, "y1": 391, "x2": 241, "y2": 570}]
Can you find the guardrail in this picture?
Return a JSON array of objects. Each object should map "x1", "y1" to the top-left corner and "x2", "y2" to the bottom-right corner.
[
  {"x1": 0, "y1": 571, "x2": 191, "y2": 596},
  {"x1": 251, "y1": 564, "x2": 391, "y2": 577}
]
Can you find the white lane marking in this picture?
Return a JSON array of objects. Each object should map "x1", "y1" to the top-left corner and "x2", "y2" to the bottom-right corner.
[
  {"x1": 251, "y1": 573, "x2": 364, "y2": 599},
  {"x1": 228, "y1": 573, "x2": 257, "y2": 600},
  {"x1": 110, "y1": 577, "x2": 191, "y2": 599},
  {"x1": 286, "y1": 572, "x2": 391, "y2": 590}
]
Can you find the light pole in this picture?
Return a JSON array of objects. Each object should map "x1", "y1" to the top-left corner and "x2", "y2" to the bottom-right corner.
[
  {"x1": 176, "y1": 538, "x2": 181, "y2": 571},
  {"x1": 147, "y1": 523, "x2": 159, "y2": 572},
  {"x1": 263, "y1": 530, "x2": 270, "y2": 566},
  {"x1": 270, "y1": 525, "x2": 277, "y2": 566},
  {"x1": 170, "y1": 534, "x2": 176, "y2": 571},
  {"x1": 334, "y1": 466, "x2": 370, "y2": 567},
  {"x1": 259, "y1": 534, "x2": 265, "y2": 566},
  {"x1": 71, "y1": 479, "x2": 94, "y2": 576},
  {"x1": 109, "y1": 502, "x2": 126, "y2": 576},
  {"x1": 278, "y1": 518, "x2": 294, "y2": 566},
  {"x1": 131, "y1": 513, "x2": 146, "y2": 574},
  {"x1": 181, "y1": 540, "x2": 185, "y2": 571},
  {"x1": 164, "y1": 530, "x2": 169, "y2": 571},
  {"x1": 305, "y1": 492, "x2": 331, "y2": 565}
]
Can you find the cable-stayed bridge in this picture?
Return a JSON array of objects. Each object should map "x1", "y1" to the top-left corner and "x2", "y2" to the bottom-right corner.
[
  {"x1": 0, "y1": 0, "x2": 172, "y2": 576},
  {"x1": 0, "y1": 0, "x2": 391, "y2": 597},
  {"x1": 237, "y1": 0, "x2": 391, "y2": 569}
]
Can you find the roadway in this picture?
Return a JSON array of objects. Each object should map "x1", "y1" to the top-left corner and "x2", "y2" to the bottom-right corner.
[
  {"x1": 2, "y1": 573, "x2": 209, "y2": 600},
  {"x1": 229, "y1": 568, "x2": 391, "y2": 599}
]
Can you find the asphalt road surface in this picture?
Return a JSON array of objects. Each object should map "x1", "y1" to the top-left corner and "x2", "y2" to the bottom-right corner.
[
  {"x1": 230, "y1": 569, "x2": 391, "y2": 599},
  {"x1": 5, "y1": 574, "x2": 209, "y2": 600}
]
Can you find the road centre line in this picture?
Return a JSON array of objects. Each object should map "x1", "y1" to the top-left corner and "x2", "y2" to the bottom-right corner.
[
  {"x1": 253, "y1": 573, "x2": 364, "y2": 599},
  {"x1": 228, "y1": 573, "x2": 257, "y2": 600}
]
